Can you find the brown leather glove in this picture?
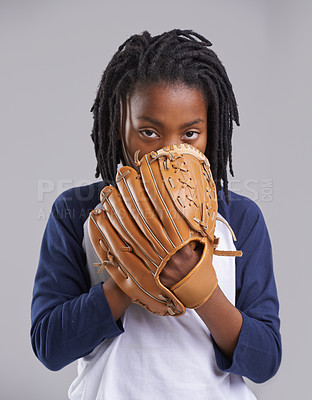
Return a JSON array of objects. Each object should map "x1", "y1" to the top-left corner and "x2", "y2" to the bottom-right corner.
[{"x1": 88, "y1": 144, "x2": 219, "y2": 316}]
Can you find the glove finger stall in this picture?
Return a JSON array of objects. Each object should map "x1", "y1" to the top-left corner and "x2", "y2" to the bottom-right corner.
[
  {"x1": 139, "y1": 153, "x2": 190, "y2": 246},
  {"x1": 116, "y1": 166, "x2": 175, "y2": 257},
  {"x1": 101, "y1": 185, "x2": 161, "y2": 273}
]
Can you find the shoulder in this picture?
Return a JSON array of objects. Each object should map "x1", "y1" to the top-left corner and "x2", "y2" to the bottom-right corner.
[
  {"x1": 50, "y1": 181, "x2": 106, "y2": 239},
  {"x1": 218, "y1": 190, "x2": 263, "y2": 219},
  {"x1": 53, "y1": 181, "x2": 105, "y2": 218},
  {"x1": 217, "y1": 190, "x2": 268, "y2": 247}
]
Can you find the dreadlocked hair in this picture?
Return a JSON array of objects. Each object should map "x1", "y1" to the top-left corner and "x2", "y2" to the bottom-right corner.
[{"x1": 91, "y1": 29, "x2": 239, "y2": 202}]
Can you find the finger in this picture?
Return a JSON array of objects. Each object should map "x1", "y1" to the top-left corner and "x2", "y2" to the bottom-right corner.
[
  {"x1": 159, "y1": 242, "x2": 202, "y2": 288},
  {"x1": 170, "y1": 239, "x2": 218, "y2": 308}
]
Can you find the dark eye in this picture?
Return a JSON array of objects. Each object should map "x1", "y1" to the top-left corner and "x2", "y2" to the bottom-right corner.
[
  {"x1": 144, "y1": 130, "x2": 155, "y2": 137},
  {"x1": 140, "y1": 130, "x2": 158, "y2": 138},
  {"x1": 184, "y1": 131, "x2": 199, "y2": 139}
]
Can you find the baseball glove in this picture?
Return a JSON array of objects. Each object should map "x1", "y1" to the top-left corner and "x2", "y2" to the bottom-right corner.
[{"x1": 88, "y1": 144, "x2": 238, "y2": 316}]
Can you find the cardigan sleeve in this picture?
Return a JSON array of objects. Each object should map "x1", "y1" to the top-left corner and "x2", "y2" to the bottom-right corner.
[
  {"x1": 214, "y1": 192, "x2": 282, "y2": 383},
  {"x1": 31, "y1": 186, "x2": 123, "y2": 371}
]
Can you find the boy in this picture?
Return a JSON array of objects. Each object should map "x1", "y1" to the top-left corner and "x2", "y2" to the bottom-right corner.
[{"x1": 31, "y1": 29, "x2": 281, "y2": 399}]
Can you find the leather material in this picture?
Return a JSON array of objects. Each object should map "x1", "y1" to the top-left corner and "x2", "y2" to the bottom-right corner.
[
  {"x1": 88, "y1": 144, "x2": 220, "y2": 316},
  {"x1": 170, "y1": 240, "x2": 218, "y2": 308}
]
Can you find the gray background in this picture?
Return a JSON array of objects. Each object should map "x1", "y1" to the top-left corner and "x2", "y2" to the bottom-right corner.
[{"x1": 1, "y1": 0, "x2": 311, "y2": 398}]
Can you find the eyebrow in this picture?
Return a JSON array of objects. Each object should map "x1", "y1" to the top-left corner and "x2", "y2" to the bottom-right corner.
[{"x1": 137, "y1": 116, "x2": 205, "y2": 128}]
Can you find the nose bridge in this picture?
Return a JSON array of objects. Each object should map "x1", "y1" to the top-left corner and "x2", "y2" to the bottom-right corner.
[{"x1": 161, "y1": 132, "x2": 183, "y2": 148}]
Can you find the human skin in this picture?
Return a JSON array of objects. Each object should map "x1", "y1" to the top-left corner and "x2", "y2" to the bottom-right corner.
[{"x1": 102, "y1": 83, "x2": 243, "y2": 359}]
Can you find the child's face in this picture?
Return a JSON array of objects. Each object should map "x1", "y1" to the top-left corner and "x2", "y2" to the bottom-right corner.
[{"x1": 120, "y1": 83, "x2": 208, "y2": 167}]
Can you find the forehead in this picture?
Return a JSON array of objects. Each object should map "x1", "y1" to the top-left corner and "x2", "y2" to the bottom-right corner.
[{"x1": 127, "y1": 83, "x2": 208, "y2": 120}]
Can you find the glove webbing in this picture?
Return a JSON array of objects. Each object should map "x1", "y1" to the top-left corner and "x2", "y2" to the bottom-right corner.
[{"x1": 136, "y1": 148, "x2": 216, "y2": 238}]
